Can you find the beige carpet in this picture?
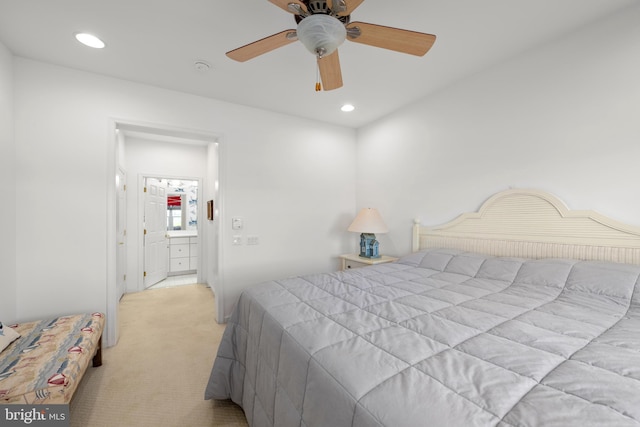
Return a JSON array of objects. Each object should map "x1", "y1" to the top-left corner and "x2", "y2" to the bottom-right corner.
[{"x1": 69, "y1": 284, "x2": 248, "y2": 427}]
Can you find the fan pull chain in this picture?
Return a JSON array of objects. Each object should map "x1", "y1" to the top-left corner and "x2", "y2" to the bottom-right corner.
[{"x1": 315, "y1": 63, "x2": 322, "y2": 92}]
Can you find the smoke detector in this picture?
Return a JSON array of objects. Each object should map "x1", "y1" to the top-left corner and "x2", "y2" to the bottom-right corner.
[{"x1": 194, "y1": 61, "x2": 211, "y2": 72}]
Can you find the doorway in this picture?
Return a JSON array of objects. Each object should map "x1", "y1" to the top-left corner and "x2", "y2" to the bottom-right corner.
[
  {"x1": 106, "y1": 120, "x2": 224, "y2": 347},
  {"x1": 143, "y1": 177, "x2": 200, "y2": 290}
]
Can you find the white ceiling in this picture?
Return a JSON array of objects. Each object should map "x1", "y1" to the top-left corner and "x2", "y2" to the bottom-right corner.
[{"x1": 0, "y1": 0, "x2": 636, "y2": 128}]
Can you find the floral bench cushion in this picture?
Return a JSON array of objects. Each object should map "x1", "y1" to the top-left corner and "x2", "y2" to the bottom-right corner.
[{"x1": 0, "y1": 313, "x2": 104, "y2": 404}]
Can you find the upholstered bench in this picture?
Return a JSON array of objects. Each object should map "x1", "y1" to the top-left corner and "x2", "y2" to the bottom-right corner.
[{"x1": 0, "y1": 313, "x2": 104, "y2": 404}]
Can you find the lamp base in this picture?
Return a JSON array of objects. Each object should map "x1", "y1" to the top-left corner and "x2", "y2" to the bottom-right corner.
[{"x1": 358, "y1": 233, "x2": 380, "y2": 259}]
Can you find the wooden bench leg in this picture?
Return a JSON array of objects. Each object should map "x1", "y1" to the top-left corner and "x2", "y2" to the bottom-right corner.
[{"x1": 92, "y1": 333, "x2": 103, "y2": 367}]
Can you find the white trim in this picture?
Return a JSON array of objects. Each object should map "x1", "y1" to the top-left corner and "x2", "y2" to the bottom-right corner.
[
  {"x1": 106, "y1": 119, "x2": 118, "y2": 347},
  {"x1": 413, "y1": 189, "x2": 640, "y2": 265},
  {"x1": 214, "y1": 134, "x2": 226, "y2": 324}
]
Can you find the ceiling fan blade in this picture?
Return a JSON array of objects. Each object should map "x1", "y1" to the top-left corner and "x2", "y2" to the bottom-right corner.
[
  {"x1": 268, "y1": 0, "x2": 308, "y2": 15},
  {"x1": 226, "y1": 30, "x2": 297, "y2": 62},
  {"x1": 318, "y1": 50, "x2": 343, "y2": 91},
  {"x1": 344, "y1": 0, "x2": 365, "y2": 15},
  {"x1": 346, "y1": 22, "x2": 436, "y2": 56}
]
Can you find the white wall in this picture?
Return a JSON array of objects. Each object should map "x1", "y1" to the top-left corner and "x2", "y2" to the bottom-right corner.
[
  {"x1": 0, "y1": 41, "x2": 16, "y2": 322},
  {"x1": 356, "y1": 4, "x2": 640, "y2": 256},
  {"x1": 13, "y1": 58, "x2": 356, "y2": 331},
  {"x1": 122, "y1": 137, "x2": 209, "y2": 293}
]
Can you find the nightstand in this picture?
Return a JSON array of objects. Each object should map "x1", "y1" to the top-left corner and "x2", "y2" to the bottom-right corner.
[{"x1": 339, "y1": 253, "x2": 399, "y2": 271}]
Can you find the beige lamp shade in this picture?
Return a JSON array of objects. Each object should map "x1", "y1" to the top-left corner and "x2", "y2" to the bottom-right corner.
[{"x1": 348, "y1": 208, "x2": 389, "y2": 234}]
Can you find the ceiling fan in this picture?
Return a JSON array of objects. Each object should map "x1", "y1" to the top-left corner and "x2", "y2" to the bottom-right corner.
[{"x1": 226, "y1": 0, "x2": 436, "y2": 91}]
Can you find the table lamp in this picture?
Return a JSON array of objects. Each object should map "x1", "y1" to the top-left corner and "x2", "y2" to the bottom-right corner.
[{"x1": 348, "y1": 208, "x2": 389, "y2": 258}]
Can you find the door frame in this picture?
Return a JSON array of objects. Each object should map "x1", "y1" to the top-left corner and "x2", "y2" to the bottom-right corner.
[
  {"x1": 106, "y1": 118, "x2": 226, "y2": 348},
  {"x1": 116, "y1": 166, "x2": 127, "y2": 301}
]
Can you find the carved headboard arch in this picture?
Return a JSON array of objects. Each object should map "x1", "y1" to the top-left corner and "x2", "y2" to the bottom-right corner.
[{"x1": 412, "y1": 189, "x2": 640, "y2": 264}]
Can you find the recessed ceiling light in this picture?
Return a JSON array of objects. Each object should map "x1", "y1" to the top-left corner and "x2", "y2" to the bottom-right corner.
[
  {"x1": 75, "y1": 33, "x2": 106, "y2": 49},
  {"x1": 341, "y1": 104, "x2": 355, "y2": 112}
]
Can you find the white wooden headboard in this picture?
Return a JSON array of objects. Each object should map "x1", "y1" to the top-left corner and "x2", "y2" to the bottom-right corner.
[{"x1": 412, "y1": 189, "x2": 640, "y2": 265}]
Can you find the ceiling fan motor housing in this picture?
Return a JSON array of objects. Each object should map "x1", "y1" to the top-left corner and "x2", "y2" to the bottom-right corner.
[
  {"x1": 307, "y1": 0, "x2": 330, "y2": 14},
  {"x1": 294, "y1": 1, "x2": 350, "y2": 24}
]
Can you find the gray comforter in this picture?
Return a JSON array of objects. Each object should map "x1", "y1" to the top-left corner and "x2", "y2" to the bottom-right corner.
[{"x1": 205, "y1": 249, "x2": 640, "y2": 426}]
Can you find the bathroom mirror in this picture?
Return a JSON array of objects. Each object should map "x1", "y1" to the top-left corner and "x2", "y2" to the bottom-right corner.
[{"x1": 165, "y1": 179, "x2": 198, "y2": 231}]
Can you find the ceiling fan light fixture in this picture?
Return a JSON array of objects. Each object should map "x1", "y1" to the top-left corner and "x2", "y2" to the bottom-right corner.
[{"x1": 296, "y1": 14, "x2": 346, "y2": 57}]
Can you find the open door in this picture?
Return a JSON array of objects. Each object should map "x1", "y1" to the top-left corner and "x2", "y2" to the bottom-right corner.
[{"x1": 144, "y1": 177, "x2": 168, "y2": 288}]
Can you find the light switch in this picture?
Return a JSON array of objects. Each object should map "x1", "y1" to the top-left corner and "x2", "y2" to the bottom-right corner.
[
  {"x1": 232, "y1": 235, "x2": 243, "y2": 245},
  {"x1": 232, "y1": 217, "x2": 243, "y2": 230},
  {"x1": 247, "y1": 235, "x2": 259, "y2": 245}
]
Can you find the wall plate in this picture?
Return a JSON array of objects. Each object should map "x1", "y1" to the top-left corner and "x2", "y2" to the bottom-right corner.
[{"x1": 232, "y1": 217, "x2": 243, "y2": 230}]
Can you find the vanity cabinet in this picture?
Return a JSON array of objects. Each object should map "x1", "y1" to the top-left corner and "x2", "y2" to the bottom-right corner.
[
  {"x1": 189, "y1": 239, "x2": 198, "y2": 270},
  {"x1": 168, "y1": 235, "x2": 198, "y2": 274}
]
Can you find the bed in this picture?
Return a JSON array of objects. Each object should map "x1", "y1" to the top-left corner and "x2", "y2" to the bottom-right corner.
[
  {"x1": 0, "y1": 313, "x2": 104, "y2": 404},
  {"x1": 205, "y1": 189, "x2": 640, "y2": 426}
]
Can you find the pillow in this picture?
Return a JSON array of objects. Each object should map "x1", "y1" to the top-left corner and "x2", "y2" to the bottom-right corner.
[{"x1": 0, "y1": 321, "x2": 21, "y2": 353}]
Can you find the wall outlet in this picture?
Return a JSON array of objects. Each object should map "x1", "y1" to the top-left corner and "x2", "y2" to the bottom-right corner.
[
  {"x1": 232, "y1": 235, "x2": 243, "y2": 245},
  {"x1": 247, "y1": 235, "x2": 259, "y2": 245}
]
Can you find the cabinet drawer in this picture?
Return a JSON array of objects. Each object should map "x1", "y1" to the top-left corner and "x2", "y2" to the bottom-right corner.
[
  {"x1": 170, "y1": 258, "x2": 190, "y2": 272},
  {"x1": 170, "y1": 237, "x2": 190, "y2": 245},
  {"x1": 170, "y1": 244, "x2": 189, "y2": 258},
  {"x1": 344, "y1": 259, "x2": 369, "y2": 270}
]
